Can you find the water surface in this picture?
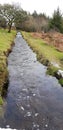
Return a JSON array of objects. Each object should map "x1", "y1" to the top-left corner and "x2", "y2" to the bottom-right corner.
[{"x1": 0, "y1": 33, "x2": 63, "y2": 130}]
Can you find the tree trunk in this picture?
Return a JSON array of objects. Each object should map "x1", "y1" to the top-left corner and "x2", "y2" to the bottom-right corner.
[{"x1": 8, "y1": 24, "x2": 12, "y2": 33}]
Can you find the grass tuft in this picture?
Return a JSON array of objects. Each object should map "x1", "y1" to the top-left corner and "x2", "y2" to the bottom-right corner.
[{"x1": 59, "y1": 78, "x2": 63, "y2": 86}]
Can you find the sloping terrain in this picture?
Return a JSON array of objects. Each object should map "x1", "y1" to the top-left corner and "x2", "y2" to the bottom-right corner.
[
  {"x1": 32, "y1": 31, "x2": 63, "y2": 52},
  {"x1": 0, "y1": 29, "x2": 16, "y2": 96}
]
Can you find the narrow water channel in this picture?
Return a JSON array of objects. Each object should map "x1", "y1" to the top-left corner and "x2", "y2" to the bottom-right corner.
[{"x1": 0, "y1": 33, "x2": 63, "y2": 130}]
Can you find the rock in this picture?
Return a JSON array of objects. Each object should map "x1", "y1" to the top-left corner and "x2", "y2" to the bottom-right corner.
[{"x1": 57, "y1": 70, "x2": 63, "y2": 78}]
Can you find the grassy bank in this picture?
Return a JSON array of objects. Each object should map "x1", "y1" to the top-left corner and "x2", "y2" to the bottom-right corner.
[
  {"x1": 0, "y1": 29, "x2": 16, "y2": 101},
  {"x1": 22, "y1": 31, "x2": 63, "y2": 86}
]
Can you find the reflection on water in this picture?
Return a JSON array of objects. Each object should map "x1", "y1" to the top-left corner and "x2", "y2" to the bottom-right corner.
[{"x1": 0, "y1": 33, "x2": 63, "y2": 130}]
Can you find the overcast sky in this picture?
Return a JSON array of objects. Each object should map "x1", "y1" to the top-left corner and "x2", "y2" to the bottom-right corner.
[{"x1": 0, "y1": 0, "x2": 63, "y2": 16}]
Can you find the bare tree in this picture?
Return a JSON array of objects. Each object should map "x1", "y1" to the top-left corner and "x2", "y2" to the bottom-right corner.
[{"x1": 0, "y1": 4, "x2": 16, "y2": 32}]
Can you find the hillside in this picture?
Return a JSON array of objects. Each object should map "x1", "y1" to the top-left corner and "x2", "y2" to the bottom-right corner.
[{"x1": 32, "y1": 31, "x2": 63, "y2": 52}]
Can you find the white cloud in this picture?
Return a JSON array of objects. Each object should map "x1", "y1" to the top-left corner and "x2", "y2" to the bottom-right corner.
[{"x1": 0, "y1": 0, "x2": 63, "y2": 16}]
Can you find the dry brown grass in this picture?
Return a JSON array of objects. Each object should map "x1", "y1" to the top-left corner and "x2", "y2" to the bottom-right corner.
[{"x1": 32, "y1": 31, "x2": 63, "y2": 52}]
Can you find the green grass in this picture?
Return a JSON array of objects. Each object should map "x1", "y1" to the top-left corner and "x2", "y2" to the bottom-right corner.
[
  {"x1": 0, "y1": 28, "x2": 16, "y2": 94},
  {"x1": 22, "y1": 31, "x2": 63, "y2": 86},
  {"x1": 0, "y1": 96, "x2": 3, "y2": 105},
  {"x1": 0, "y1": 29, "x2": 16, "y2": 52},
  {"x1": 47, "y1": 65, "x2": 58, "y2": 76},
  {"x1": 22, "y1": 31, "x2": 63, "y2": 68},
  {"x1": 59, "y1": 78, "x2": 63, "y2": 86}
]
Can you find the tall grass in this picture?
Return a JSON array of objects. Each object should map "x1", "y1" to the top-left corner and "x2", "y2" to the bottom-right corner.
[
  {"x1": 22, "y1": 31, "x2": 63, "y2": 68},
  {"x1": 0, "y1": 29, "x2": 16, "y2": 98},
  {"x1": 22, "y1": 31, "x2": 63, "y2": 86}
]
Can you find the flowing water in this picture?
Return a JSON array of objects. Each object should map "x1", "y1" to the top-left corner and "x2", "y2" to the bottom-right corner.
[{"x1": 0, "y1": 33, "x2": 63, "y2": 130}]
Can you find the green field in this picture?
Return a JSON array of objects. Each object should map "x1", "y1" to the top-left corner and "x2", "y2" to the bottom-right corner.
[
  {"x1": 22, "y1": 31, "x2": 63, "y2": 86},
  {"x1": 22, "y1": 31, "x2": 63, "y2": 68},
  {"x1": 0, "y1": 29, "x2": 16, "y2": 99}
]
